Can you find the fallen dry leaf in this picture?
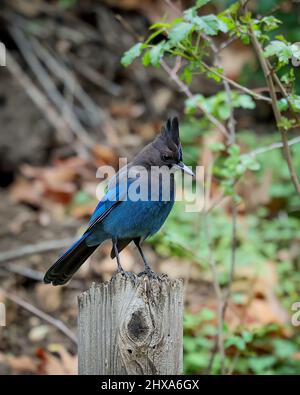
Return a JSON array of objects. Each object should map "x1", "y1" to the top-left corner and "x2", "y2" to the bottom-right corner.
[
  {"x1": 9, "y1": 178, "x2": 43, "y2": 207},
  {"x1": 35, "y1": 283, "x2": 62, "y2": 313},
  {"x1": 92, "y1": 144, "x2": 117, "y2": 166}
]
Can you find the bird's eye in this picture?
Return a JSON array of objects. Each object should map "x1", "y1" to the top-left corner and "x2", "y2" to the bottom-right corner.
[{"x1": 162, "y1": 154, "x2": 172, "y2": 161}]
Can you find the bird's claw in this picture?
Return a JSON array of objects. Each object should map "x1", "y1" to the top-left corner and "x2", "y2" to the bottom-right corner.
[
  {"x1": 116, "y1": 269, "x2": 137, "y2": 283},
  {"x1": 138, "y1": 267, "x2": 159, "y2": 279}
]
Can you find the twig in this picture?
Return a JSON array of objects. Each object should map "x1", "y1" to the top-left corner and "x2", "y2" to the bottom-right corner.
[
  {"x1": 161, "y1": 60, "x2": 230, "y2": 139},
  {"x1": 247, "y1": 135, "x2": 300, "y2": 157},
  {"x1": 219, "y1": 36, "x2": 238, "y2": 51},
  {"x1": 201, "y1": 62, "x2": 271, "y2": 103},
  {"x1": 268, "y1": 60, "x2": 300, "y2": 125},
  {"x1": 2, "y1": 290, "x2": 77, "y2": 344},
  {"x1": 223, "y1": 203, "x2": 237, "y2": 317},
  {"x1": 250, "y1": 28, "x2": 300, "y2": 200},
  {"x1": 0, "y1": 238, "x2": 74, "y2": 264},
  {"x1": 203, "y1": 163, "x2": 226, "y2": 375}
]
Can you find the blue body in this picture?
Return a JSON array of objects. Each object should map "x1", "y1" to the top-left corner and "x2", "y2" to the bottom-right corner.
[{"x1": 86, "y1": 199, "x2": 174, "y2": 246}]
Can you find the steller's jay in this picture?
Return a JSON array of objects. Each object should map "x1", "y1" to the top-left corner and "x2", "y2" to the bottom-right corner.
[{"x1": 44, "y1": 117, "x2": 194, "y2": 285}]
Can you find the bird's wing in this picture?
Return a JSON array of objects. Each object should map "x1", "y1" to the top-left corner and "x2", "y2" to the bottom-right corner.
[{"x1": 85, "y1": 166, "x2": 133, "y2": 232}]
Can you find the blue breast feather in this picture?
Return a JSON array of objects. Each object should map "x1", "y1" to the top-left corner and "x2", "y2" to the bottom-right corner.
[{"x1": 85, "y1": 175, "x2": 175, "y2": 246}]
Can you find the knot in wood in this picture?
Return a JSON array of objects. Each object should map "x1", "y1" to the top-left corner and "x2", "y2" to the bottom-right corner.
[{"x1": 127, "y1": 309, "x2": 150, "y2": 342}]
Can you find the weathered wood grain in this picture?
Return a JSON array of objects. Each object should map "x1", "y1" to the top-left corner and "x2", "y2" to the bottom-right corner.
[{"x1": 78, "y1": 273, "x2": 183, "y2": 375}]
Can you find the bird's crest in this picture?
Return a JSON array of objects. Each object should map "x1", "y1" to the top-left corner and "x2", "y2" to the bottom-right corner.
[{"x1": 160, "y1": 117, "x2": 180, "y2": 146}]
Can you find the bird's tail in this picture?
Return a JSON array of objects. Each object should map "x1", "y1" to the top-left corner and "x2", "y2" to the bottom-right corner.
[{"x1": 44, "y1": 233, "x2": 98, "y2": 286}]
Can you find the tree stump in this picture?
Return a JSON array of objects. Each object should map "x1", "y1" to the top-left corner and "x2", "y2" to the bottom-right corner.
[{"x1": 78, "y1": 273, "x2": 184, "y2": 375}]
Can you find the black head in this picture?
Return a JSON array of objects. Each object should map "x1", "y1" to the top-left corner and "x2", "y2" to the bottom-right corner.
[
  {"x1": 132, "y1": 117, "x2": 194, "y2": 176},
  {"x1": 153, "y1": 117, "x2": 183, "y2": 167}
]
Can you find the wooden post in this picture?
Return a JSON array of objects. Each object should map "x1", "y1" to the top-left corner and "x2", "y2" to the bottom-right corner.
[{"x1": 78, "y1": 273, "x2": 184, "y2": 375}]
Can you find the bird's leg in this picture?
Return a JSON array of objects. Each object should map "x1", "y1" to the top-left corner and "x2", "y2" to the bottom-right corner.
[
  {"x1": 134, "y1": 239, "x2": 158, "y2": 278},
  {"x1": 113, "y1": 239, "x2": 125, "y2": 273},
  {"x1": 113, "y1": 239, "x2": 136, "y2": 282}
]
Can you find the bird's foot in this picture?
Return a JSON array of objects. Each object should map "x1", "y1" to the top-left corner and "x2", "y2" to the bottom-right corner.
[
  {"x1": 138, "y1": 266, "x2": 159, "y2": 279},
  {"x1": 115, "y1": 268, "x2": 137, "y2": 283}
]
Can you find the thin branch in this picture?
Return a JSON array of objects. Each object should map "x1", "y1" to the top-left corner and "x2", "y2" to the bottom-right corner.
[
  {"x1": 203, "y1": 163, "x2": 226, "y2": 375},
  {"x1": 247, "y1": 135, "x2": 300, "y2": 157},
  {"x1": 2, "y1": 290, "x2": 77, "y2": 344},
  {"x1": 201, "y1": 62, "x2": 272, "y2": 103},
  {"x1": 223, "y1": 203, "x2": 237, "y2": 319},
  {"x1": 250, "y1": 28, "x2": 300, "y2": 200},
  {"x1": 0, "y1": 238, "x2": 74, "y2": 264},
  {"x1": 268, "y1": 60, "x2": 300, "y2": 125},
  {"x1": 219, "y1": 36, "x2": 238, "y2": 51},
  {"x1": 161, "y1": 60, "x2": 231, "y2": 139}
]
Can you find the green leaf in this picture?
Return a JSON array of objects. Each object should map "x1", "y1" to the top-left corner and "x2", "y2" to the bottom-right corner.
[
  {"x1": 278, "y1": 116, "x2": 295, "y2": 130},
  {"x1": 225, "y1": 335, "x2": 246, "y2": 351},
  {"x1": 185, "y1": 94, "x2": 206, "y2": 114},
  {"x1": 209, "y1": 142, "x2": 226, "y2": 152},
  {"x1": 228, "y1": 144, "x2": 240, "y2": 156},
  {"x1": 195, "y1": 0, "x2": 211, "y2": 8},
  {"x1": 290, "y1": 43, "x2": 300, "y2": 60},
  {"x1": 185, "y1": 352, "x2": 209, "y2": 370},
  {"x1": 150, "y1": 22, "x2": 171, "y2": 30},
  {"x1": 206, "y1": 67, "x2": 223, "y2": 82},
  {"x1": 273, "y1": 339, "x2": 298, "y2": 359},
  {"x1": 142, "y1": 50, "x2": 151, "y2": 66},
  {"x1": 227, "y1": 1, "x2": 241, "y2": 16},
  {"x1": 289, "y1": 95, "x2": 300, "y2": 112},
  {"x1": 241, "y1": 330, "x2": 253, "y2": 343},
  {"x1": 196, "y1": 15, "x2": 228, "y2": 35},
  {"x1": 184, "y1": 9, "x2": 227, "y2": 35},
  {"x1": 149, "y1": 41, "x2": 166, "y2": 67},
  {"x1": 235, "y1": 94, "x2": 256, "y2": 109},
  {"x1": 264, "y1": 40, "x2": 292, "y2": 64},
  {"x1": 180, "y1": 66, "x2": 193, "y2": 85},
  {"x1": 198, "y1": 308, "x2": 215, "y2": 321},
  {"x1": 218, "y1": 15, "x2": 235, "y2": 31},
  {"x1": 168, "y1": 22, "x2": 194, "y2": 44},
  {"x1": 248, "y1": 356, "x2": 276, "y2": 374},
  {"x1": 121, "y1": 43, "x2": 143, "y2": 67},
  {"x1": 277, "y1": 98, "x2": 288, "y2": 112},
  {"x1": 217, "y1": 105, "x2": 231, "y2": 120},
  {"x1": 260, "y1": 15, "x2": 281, "y2": 32}
]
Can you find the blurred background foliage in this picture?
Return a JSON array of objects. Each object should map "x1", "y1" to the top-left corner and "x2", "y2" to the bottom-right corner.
[{"x1": 0, "y1": 0, "x2": 300, "y2": 375}]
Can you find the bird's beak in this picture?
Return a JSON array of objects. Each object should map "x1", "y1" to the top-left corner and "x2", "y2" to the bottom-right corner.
[{"x1": 174, "y1": 162, "x2": 195, "y2": 177}]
